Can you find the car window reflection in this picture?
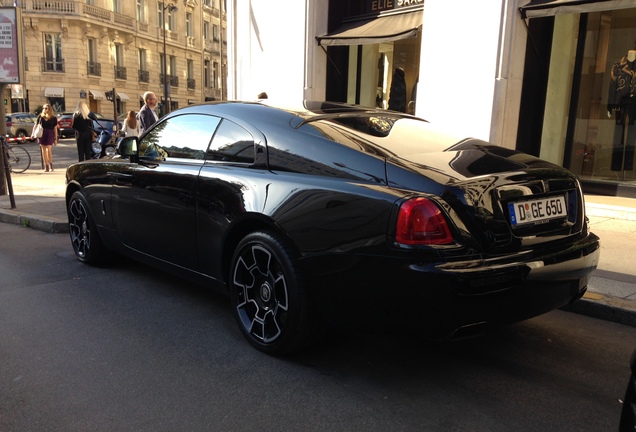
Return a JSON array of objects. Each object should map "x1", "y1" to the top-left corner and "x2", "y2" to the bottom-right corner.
[
  {"x1": 206, "y1": 119, "x2": 255, "y2": 163},
  {"x1": 139, "y1": 114, "x2": 220, "y2": 160}
]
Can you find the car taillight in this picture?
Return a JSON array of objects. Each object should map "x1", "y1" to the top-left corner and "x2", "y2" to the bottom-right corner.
[
  {"x1": 6, "y1": 121, "x2": 12, "y2": 127},
  {"x1": 395, "y1": 197, "x2": 454, "y2": 245}
]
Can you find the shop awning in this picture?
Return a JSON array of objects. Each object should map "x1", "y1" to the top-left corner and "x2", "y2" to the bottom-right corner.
[
  {"x1": 44, "y1": 87, "x2": 64, "y2": 98},
  {"x1": 117, "y1": 92, "x2": 130, "y2": 101},
  {"x1": 90, "y1": 89, "x2": 105, "y2": 100},
  {"x1": 316, "y1": 10, "x2": 422, "y2": 47},
  {"x1": 520, "y1": 0, "x2": 636, "y2": 19}
]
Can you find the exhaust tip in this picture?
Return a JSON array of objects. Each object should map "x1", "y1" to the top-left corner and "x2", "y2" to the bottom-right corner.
[{"x1": 450, "y1": 321, "x2": 489, "y2": 340}]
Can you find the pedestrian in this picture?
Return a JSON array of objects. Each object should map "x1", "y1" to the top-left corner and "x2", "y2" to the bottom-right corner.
[
  {"x1": 72, "y1": 101, "x2": 93, "y2": 161},
  {"x1": 35, "y1": 104, "x2": 58, "y2": 172},
  {"x1": 137, "y1": 91, "x2": 158, "y2": 134},
  {"x1": 122, "y1": 110, "x2": 140, "y2": 136}
]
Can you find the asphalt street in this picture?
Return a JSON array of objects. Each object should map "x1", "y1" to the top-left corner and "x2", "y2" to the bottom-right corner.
[{"x1": 1, "y1": 222, "x2": 635, "y2": 431}]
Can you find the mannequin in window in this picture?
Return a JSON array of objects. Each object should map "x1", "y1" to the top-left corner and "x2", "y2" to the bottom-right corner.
[
  {"x1": 388, "y1": 67, "x2": 407, "y2": 113},
  {"x1": 607, "y1": 49, "x2": 636, "y2": 173}
]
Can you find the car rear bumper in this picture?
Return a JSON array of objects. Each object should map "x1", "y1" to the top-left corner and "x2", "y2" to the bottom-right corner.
[{"x1": 306, "y1": 232, "x2": 600, "y2": 337}]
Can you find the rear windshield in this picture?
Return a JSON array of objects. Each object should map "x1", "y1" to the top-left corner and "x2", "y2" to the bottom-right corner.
[{"x1": 307, "y1": 116, "x2": 462, "y2": 158}]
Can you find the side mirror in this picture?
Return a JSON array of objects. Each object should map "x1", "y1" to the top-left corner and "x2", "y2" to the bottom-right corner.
[{"x1": 117, "y1": 136, "x2": 138, "y2": 157}]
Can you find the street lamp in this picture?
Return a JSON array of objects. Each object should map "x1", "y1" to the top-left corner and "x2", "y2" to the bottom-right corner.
[{"x1": 161, "y1": 1, "x2": 178, "y2": 115}]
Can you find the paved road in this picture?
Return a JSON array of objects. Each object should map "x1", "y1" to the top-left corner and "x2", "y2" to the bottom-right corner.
[{"x1": 1, "y1": 222, "x2": 635, "y2": 432}]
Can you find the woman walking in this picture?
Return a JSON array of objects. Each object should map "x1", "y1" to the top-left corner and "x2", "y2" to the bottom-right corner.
[
  {"x1": 36, "y1": 104, "x2": 58, "y2": 172},
  {"x1": 72, "y1": 101, "x2": 93, "y2": 161}
]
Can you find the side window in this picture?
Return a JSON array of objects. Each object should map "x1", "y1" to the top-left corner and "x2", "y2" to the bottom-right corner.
[
  {"x1": 139, "y1": 114, "x2": 221, "y2": 160},
  {"x1": 206, "y1": 119, "x2": 255, "y2": 163}
]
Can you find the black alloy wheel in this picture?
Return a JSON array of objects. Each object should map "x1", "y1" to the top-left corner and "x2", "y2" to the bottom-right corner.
[
  {"x1": 230, "y1": 231, "x2": 317, "y2": 355},
  {"x1": 68, "y1": 191, "x2": 106, "y2": 264}
]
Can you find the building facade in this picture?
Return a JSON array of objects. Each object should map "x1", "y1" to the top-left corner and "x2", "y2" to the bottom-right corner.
[
  {"x1": 228, "y1": 0, "x2": 636, "y2": 198},
  {"x1": 2, "y1": 0, "x2": 227, "y2": 119}
]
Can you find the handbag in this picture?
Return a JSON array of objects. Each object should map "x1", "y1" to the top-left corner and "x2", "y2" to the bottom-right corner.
[{"x1": 32, "y1": 118, "x2": 43, "y2": 139}]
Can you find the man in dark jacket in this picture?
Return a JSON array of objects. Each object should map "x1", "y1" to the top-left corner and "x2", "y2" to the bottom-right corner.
[{"x1": 137, "y1": 91, "x2": 158, "y2": 134}]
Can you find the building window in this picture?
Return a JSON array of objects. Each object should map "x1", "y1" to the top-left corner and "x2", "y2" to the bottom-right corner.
[
  {"x1": 168, "y1": 7, "x2": 176, "y2": 31},
  {"x1": 170, "y1": 55, "x2": 178, "y2": 86},
  {"x1": 203, "y1": 21, "x2": 210, "y2": 41},
  {"x1": 113, "y1": 0, "x2": 122, "y2": 14},
  {"x1": 157, "y1": 4, "x2": 164, "y2": 29},
  {"x1": 138, "y1": 48, "x2": 149, "y2": 82},
  {"x1": 204, "y1": 59, "x2": 210, "y2": 88},
  {"x1": 136, "y1": 0, "x2": 145, "y2": 22},
  {"x1": 115, "y1": 44, "x2": 126, "y2": 79},
  {"x1": 43, "y1": 33, "x2": 63, "y2": 72},
  {"x1": 186, "y1": 12, "x2": 193, "y2": 37},
  {"x1": 187, "y1": 59, "x2": 195, "y2": 89},
  {"x1": 87, "y1": 38, "x2": 100, "y2": 76},
  {"x1": 213, "y1": 24, "x2": 219, "y2": 41},
  {"x1": 213, "y1": 61, "x2": 219, "y2": 89}
]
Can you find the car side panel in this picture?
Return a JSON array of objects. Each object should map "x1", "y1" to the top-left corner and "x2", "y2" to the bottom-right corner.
[
  {"x1": 111, "y1": 160, "x2": 202, "y2": 269},
  {"x1": 195, "y1": 165, "x2": 402, "y2": 282}
]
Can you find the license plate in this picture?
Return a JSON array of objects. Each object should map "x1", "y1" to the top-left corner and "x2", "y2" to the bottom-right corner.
[{"x1": 508, "y1": 195, "x2": 567, "y2": 226}]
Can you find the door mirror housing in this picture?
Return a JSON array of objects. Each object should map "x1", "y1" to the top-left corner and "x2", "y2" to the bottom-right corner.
[{"x1": 117, "y1": 136, "x2": 138, "y2": 158}]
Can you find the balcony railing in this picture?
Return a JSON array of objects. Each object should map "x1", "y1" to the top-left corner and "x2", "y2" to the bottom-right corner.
[
  {"x1": 114, "y1": 66, "x2": 127, "y2": 80},
  {"x1": 26, "y1": 1, "x2": 140, "y2": 32},
  {"x1": 187, "y1": 78, "x2": 196, "y2": 90},
  {"x1": 87, "y1": 61, "x2": 101, "y2": 77},
  {"x1": 41, "y1": 57, "x2": 64, "y2": 72},
  {"x1": 139, "y1": 70, "x2": 150, "y2": 83},
  {"x1": 160, "y1": 74, "x2": 179, "y2": 87}
]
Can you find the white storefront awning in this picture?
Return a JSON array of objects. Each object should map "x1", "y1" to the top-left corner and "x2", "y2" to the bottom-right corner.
[
  {"x1": 117, "y1": 92, "x2": 130, "y2": 101},
  {"x1": 44, "y1": 87, "x2": 64, "y2": 97},
  {"x1": 316, "y1": 10, "x2": 423, "y2": 46},
  {"x1": 519, "y1": 0, "x2": 636, "y2": 19},
  {"x1": 90, "y1": 89, "x2": 105, "y2": 100}
]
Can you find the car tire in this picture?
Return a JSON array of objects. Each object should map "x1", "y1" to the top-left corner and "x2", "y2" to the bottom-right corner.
[
  {"x1": 67, "y1": 191, "x2": 107, "y2": 264},
  {"x1": 230, "y1": 231, "x2": 318, "y2": 355}
]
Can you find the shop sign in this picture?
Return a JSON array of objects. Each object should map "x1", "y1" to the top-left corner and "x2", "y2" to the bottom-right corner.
[{"x1": 368, "y1": 0, "x2": 423, "y2": 13}]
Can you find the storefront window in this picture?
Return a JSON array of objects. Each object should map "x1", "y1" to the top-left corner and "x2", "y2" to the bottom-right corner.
[
  {"x1": 345, "y1": 35, "x2": 421, "y2": 113},
  {"x1": 564, "y1": 8, "x2": 636, "y2": 184}
]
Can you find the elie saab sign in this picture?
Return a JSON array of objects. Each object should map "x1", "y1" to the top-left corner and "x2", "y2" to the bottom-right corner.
[
  {"x1": 0, "y1": 7, "x2": 19, "y2": 84},
  {"x1": 368, "y1": 0, "x2": 423, "y2": 13}
]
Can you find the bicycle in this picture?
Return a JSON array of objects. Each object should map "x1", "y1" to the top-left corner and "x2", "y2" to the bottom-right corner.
[{"x1": 1, "y1": 135, "x2": 32, "y2": 174}]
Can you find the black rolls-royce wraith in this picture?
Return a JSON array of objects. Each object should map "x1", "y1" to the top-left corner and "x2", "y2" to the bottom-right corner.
[{"x1": 65, "y1": 101, "x2": 600, "y2": 355}]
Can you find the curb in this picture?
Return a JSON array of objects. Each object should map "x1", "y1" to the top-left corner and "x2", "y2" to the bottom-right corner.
[
  {"x1": 0, "y1": 209, "x2": 68, "y2": 234},
  {"x1": 562, "y1": 294, "x2": 636, "y2": 327}
]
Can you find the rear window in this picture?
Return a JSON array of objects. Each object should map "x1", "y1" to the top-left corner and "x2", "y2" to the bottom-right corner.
[{"x1": 304, "y1": 116, "x2": 462, "y2": 157}]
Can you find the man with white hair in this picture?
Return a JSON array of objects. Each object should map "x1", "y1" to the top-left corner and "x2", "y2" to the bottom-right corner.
[{"x1": 137, "y1": 91, "x2": 158, "y2": 134}]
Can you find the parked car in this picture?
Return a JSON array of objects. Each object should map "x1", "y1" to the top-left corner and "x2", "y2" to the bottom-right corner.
[
  {"x1": 620, "y1": 348, "x2": 636, "y2": 431},
  {"x1": 57, "y1": 112, "x2": 75, "y2": 138},
  {"x1": 65, "y1": 101, "x2": 601, "y2": 355},
  {"x1": 5, "y1": 112, "x2": 38, "y2": 141}
]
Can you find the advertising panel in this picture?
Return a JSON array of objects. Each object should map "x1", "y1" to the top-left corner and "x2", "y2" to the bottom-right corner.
[{"x1": 0, "y1": 7, "x2": 19, "y2": 84}]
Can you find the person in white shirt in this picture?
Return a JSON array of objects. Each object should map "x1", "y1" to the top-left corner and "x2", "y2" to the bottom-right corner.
[{"x1": 122, "y1": 110, "x2": 141, "y2": 136}]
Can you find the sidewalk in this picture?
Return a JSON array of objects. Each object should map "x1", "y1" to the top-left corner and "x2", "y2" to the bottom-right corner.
[{"x1": 2, "y1": 167, "x2": 636, "y2": 328}]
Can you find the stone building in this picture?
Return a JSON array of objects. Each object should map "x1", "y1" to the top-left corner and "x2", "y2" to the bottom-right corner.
[{"x1": 1, "y1": 0, "x2": 227, "y2": 118}]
